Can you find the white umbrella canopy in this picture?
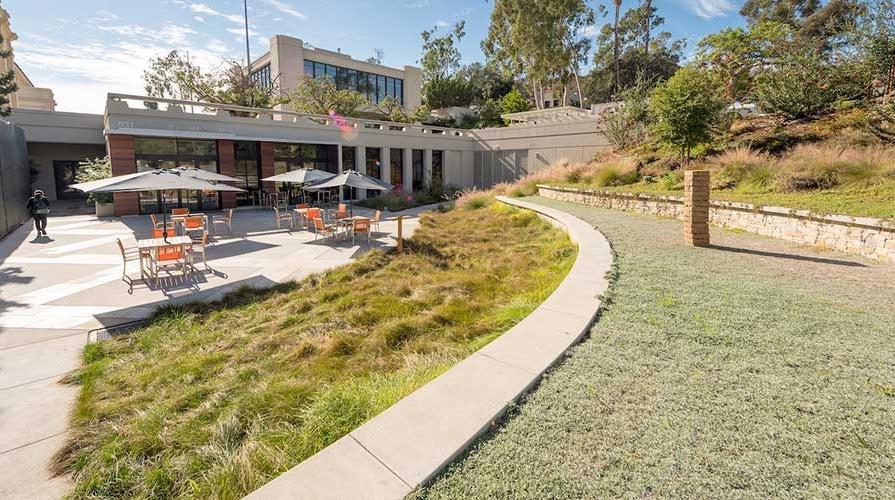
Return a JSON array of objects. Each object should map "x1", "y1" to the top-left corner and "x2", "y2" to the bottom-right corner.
[
  {"x1": 175, "y1": 167, "x2": 241, "y2": 183},
  {"x1": 70, "y1": 168, "x2": 244, "y2": 193},
  {"x1": 306, "y1": 169, "x2": 393, "y2": 192},
  {"x1": 262, "y1": 168, "x2": 335, "y2": 184}
]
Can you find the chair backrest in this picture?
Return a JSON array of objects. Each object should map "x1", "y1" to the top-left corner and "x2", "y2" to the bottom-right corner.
[
  {"x1": 373, "y1": 210, "x2": 382, "y2": 223},
  {"x1": 150, "y1": 214, "x2": 159, "y2": 226},
  {"x1": 200, "y1": 231, "x2": 209, "y2": 246},
  {"x1": 307, "y1": 207, "x2": 321, "y2": 219},
  {"x1": 185, "y1": 215, "x2": 203, "y2": 229},
  {"x1": 158, "y1": 244, "x2": 182, "y2": 260},
  {"x1": 312, "y1": 217, "x2": 325, "y2": 231},
  {"x1": 116, "y1": 238, "x2": 127, "y2": 258},
  {"x1": 353, "y1": 219, "x2": 370, "y2": 232},
  {"x1": 172, "y1": 208, "x2": 189, "y2": 216},
  {"x1": 152, "y1": 228, "x2": 176, "y2": 238},
  {"x1": 297, "y1": 203, "x2": 309, "y2": 209},
  {"x1": 225, "y1": 208, "x2": 234, "y2": 222}
]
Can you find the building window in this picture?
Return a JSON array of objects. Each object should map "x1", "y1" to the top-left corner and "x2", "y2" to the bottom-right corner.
[
  {"x1": 342, "y1": 146, "x2": 356, "y2": 171},
  {"x1": 133, "y1": 138, "x2": 220, "y2": 213},
  {"x1": 412, "y1": 150, "x2": 424, "y2": 191},
  {"x1": 250, "y1": 64, "x2": 273, "y2": 89},
  {"x1": 365, "y1": 147, "x2": 381, "y2": 197},
  {"x1": 235, "y1": 141, "x2": 260, "y2": 206},
  {"x1": 390, "y1": 148, "x2": 404, "y2": 190},
  {"x1": 303, "y1": 59, "x2": 403, "y2": 105},
  {"x1": 432, "y1": 150, "x2": 444, "y2": 188}
]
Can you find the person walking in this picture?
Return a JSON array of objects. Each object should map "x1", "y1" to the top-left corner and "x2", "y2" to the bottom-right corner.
[{"x1": 26, "y1": 189, "x2": 51, "y2": 236}]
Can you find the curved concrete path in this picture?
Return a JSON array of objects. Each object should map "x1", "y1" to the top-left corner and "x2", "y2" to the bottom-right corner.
[{"x1": 246, "y1": 196, "x2": 613, "y2": 499}]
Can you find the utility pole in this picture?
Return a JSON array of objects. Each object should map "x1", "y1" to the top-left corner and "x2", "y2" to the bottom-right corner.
[{"x1": 243, "y1": 0, "x2": 252, "y2": 75}]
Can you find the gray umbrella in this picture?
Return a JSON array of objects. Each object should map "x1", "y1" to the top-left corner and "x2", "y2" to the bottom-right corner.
[
  {"x1": 305, "y1": 169, "x2": 393, "y2": 216},
  {"x1": 262, "y1": 168, "x2": 335, "y2": 184},
  {"x1": 70, "y1": 169, "x2": 244, "y2": 241}
]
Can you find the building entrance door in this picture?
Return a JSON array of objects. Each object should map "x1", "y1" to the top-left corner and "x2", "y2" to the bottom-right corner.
[{"x1": 53, "y1": 160, "x2": 87, "y2": 200}]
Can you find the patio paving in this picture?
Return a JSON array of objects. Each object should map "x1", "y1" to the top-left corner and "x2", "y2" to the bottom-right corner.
[{"x1": 0, "y1": 206, "x2": 423, "y2": 499}]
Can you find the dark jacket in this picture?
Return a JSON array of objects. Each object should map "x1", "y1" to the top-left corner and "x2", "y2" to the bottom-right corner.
[{"x1": 26, "y1": 196, "x2": 50, "y2": 215}]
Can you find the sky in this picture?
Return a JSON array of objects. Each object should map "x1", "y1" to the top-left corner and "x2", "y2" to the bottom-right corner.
[{"x1": 4, "y1": 0, "x2": 747, "y2": 114}]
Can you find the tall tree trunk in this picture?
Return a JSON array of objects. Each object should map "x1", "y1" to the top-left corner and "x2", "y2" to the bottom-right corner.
[
  {"x1": 613, "y1": 0, "x2": 622, "y2": 95},
  {"x1": 643, "y1": 0, "x2": 652, "y2": 61},
  {"x1": 572, "y1": 65, "x2": 583, "y2": 108}
]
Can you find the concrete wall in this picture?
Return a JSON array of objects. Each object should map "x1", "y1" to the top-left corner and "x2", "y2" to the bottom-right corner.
[
  {"x1": 0, "y1": 121, "x2": 29, "y2": 237},
  {"x1": 25, "y1": 142, "x2": 107, "y2": 200},
  {"x1": 539, "y1": 185, "x2": 895, "y2": 263}
]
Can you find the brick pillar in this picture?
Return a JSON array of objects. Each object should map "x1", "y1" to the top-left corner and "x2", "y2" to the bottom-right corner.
[
  {"x1": 684, "y1": 170, "x2": 710, "y2": 247},
  {"x1": 107, "y1": 134, "x2": 138, "y2": 216},
  {"x1": 260, "y1": 142, "x2": 275, "y2": 192},
  {"x1": 218, "y1": 140, "x2": 238, "y2": 209}
]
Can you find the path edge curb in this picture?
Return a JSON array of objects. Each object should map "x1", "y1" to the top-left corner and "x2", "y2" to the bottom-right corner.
[{"x1": 244, "y1": 196, "x2": 614, "y2": 500}]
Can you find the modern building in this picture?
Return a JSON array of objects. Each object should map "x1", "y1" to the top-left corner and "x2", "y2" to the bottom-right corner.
[
  {"x1": 250, "y1": 35, "x2": 423, "y2": 111},
  {"x1": 2, "y1": 13, "x2": 607, "y2": 215}
]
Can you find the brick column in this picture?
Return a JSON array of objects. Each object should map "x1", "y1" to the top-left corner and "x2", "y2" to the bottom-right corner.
[
  {"x1": 260, "y1": 142, "x2": 275, "y2": 192},
  {"x1": 684, "y1": 170, "x2": 710, "y2": 247},
  {"x1": 218, "y1": 140, "x2": 238, "y2": 209},
  {"x1": 107, "y1": 134, "x2": 138, "y2": 216}
]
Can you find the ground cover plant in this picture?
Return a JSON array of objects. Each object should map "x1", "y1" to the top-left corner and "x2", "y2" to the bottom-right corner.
[
  {"x1": 53, "y1": 202, "x2": 575, "y2": 499},
  {"x1": 417, "y1": 196, "x2": 895, "y2": 498},
  {"x1": 357, "y1": 184, "x2": 459, "y2": 212}
]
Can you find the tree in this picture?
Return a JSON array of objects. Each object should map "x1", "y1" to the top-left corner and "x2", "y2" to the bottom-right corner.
[
  {"x1": 423, "y1": 75, "x2": 477, "y2": 108},
  {"x1": 586, "y1": 2, "x2": 683, "y2": 103},
  {"x1": 420, "y1": 21, "x2": 466, "y2": 84},
  {"x1": 642, "y1": 0, "x2": 652, "y2": 59},
  {"x1": 601, "y1": 78, "x2": 652, "y2": 150},
  {"x1": 483, "y1": 0, "x2": 594, "y2": 109},
  {"x1": 456, "y1": 62, "x2": 515, "y2": 103},
  {"x1": 143, "y1": 50, "x2": 284, "y2": 108},
  {"x1": 366, "y1": 48, "x2": 384, "y2": 65},
  {"x1": 740, "y1": 0, "x2": 864, "y2": 51},
  {"x1": 753, "y1": 51, "x2": 843, "y2": 119},
  {"x1": 291, "y1": 77, "x2": 368, "y2": 117},
  {"x1": 501, "y1": 88, "x2": 530, "y2": 115},
  {"x1": 0, "y1": 22, "x2": 18, "y2": 117},
  {"x1": 75, "y1": 157, "x2": 112, "y2": 204},
  {"x1": 612, "y1": 0, "x2": 622, "y2": 94},
  {"x1": 650, "y1": 67, "x2": 727, "y2": 162}
]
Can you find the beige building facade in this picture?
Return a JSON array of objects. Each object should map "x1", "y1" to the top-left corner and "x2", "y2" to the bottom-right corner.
[
  {"x1": 0, "y1": 7, "x2": 55, "y2": 112},
  {"x1": 250, "y1": 35, "x2": 423, "y2": 112}
]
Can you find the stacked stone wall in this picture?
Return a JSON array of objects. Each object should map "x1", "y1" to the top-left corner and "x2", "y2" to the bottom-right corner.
[{"x1": 538, "y1": 184, "x2": 895, "y2": 262}]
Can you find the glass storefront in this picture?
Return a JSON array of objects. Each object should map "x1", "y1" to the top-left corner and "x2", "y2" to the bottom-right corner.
[
  {"x1": 390, "y1": 148, "x2": 404, "y2": 191},
  {"x1": 234, "y1": 141, "x2": 260, "y2": 206},
  {"x1": 134, "y1": 138, "x2": 220, "y2": 214},
  {"x1": 412, "y1": 150, "x2": 424, "y2": 191},
  {"x1": 366, "y1": 147, "x2": 382, "y2": 198},
  {"x1": 432, "y1": 150, "x2": 444, "y2": 188}
]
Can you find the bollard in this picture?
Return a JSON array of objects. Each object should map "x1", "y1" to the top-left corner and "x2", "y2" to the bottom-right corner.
[
  {"x1": 397, "y1": 216, "x2": 404, "y2": 252},
  {"x1": 684, "y1": 170, "x2": 710, "y2": 247}
]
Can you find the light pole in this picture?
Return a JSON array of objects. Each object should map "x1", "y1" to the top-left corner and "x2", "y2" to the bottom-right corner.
[{"x1": 243, "y1": 0, "x2": 251, "y2": 75}]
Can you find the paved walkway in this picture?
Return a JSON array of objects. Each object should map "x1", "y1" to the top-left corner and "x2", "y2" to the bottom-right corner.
[{"x1": 0, "y1": 206, "x2": 422, "y2": 499}]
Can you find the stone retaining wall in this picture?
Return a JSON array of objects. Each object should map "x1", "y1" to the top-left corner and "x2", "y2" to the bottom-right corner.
[{"x1": 538, "y1": 184, "x2": 895, "y2": 263}]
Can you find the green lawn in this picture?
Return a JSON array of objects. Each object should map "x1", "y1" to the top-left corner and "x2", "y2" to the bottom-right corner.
[
  {"x1": 54, "y1": 201, "x2": 575, "y2": 499},
  {"x1": 417, "y1": 196, "x2": 895, "y2": 499},
  {"x1": 562, "y1": 181, "x2": 895, "y2": 220}
]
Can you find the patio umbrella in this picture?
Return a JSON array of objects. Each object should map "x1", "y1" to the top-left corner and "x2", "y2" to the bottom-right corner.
[
  {"x1": 70, "y1": 168, "x2": 244, "y2": 242},
  {"x1": 262, "y1": 168, "x2": 336, "y2": 205},
  {"x1": 305, "y1": 169, "x2": 393, "y2": 215}
]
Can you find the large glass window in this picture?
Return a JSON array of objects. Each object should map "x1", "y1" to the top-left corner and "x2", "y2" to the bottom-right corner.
[
  {"x1": 390, "y1": 148, "x2": 404, "y2": 190},
  {"x1": 133, "y1": 138, "x2": 220, "y2": 213},
  {"x1": 432, "y1": 150, "x2": 444, "y2": 188},
  {"x1": 412, "y1": 150, "x2": 424, "y2": 191},
  {"x1": 365, "y1": 147, "x2": 381, "y2": 198},
  {"x1": 303, "y1": 59, "x2": 403, "y2": 105},
  {"x1": 342, "y1": 146, "x2": 356, "y2": 172},
  {"x1": 235, "y1": 141, "x2": 260, "y2": 206},
  {"x1": 250, "y1": 64, "x2": 272, "y2": 89}
]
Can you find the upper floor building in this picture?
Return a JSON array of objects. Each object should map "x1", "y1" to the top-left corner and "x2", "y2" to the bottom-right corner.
[
  {"x1": 0, "y1": 7, "x2": 56, "y2": 112},
  {"x1": 250, "y1": 35, "x2": 423, "y2": 112}
]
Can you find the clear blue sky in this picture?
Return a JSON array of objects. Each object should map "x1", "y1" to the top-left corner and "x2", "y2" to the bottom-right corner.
[{"x1": 4, "y1": 0, "x2": 746, "y2": 113}]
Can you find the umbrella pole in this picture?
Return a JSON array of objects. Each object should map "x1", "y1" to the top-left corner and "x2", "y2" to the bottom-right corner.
[{"x1": 161, "y1": 191, "x2": 170, "y2": 243}]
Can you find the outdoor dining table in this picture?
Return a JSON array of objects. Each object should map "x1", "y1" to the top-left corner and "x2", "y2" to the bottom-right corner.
[{"x1": 136, "y1": 235, "x2": 194, "y2": 282}]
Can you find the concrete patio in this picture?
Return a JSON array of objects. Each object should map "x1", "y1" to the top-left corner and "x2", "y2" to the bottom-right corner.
[{"x1": 0, "y1": 206, "x2": 422, "y2": 499}]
